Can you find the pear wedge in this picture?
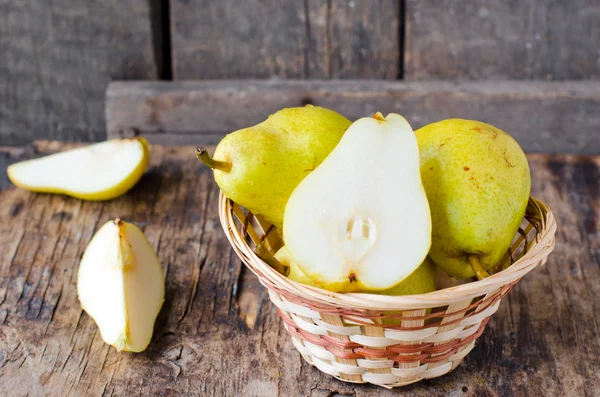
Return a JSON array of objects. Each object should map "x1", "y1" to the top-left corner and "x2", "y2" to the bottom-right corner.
[
  {"x1": 7, "y1": 138, "x2": 149, "y2": 200},
  {"x1": 77, "y1": 219, "x2": 164, "y2": 352}
]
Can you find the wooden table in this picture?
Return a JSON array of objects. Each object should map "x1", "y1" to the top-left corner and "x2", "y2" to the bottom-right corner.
[{"x1": 0, "y1": 142, "x2": 598, "y2": 397}]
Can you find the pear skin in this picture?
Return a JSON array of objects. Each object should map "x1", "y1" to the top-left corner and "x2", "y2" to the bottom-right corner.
[
  {"x1": 416, "y1": 119, "x2": 531, "y2": 279},
  {"x1": 198, "y1": 106, "x2": 351, "y2": 228}
]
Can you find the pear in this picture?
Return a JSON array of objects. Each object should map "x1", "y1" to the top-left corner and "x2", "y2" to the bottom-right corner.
[
  {"x1": 197, "y1": 105, "x2": 351, "y2": 228},
  {"x1": 275, "y1": 246, "x2": 437, "y2": 295},
  {"x1": 77, "y1": 219, "x2": 164, "y2": 352},
  {"x1": 275, "y1": 245, "x2": 320, "y2": 288},
  {"x1": 7, "y1": 138, "x2": 149, "y2": 200},
  {"x1": 283, "y1": 113, "x2": 431, "y2": 292},
  {"x1": 416, "y1": 119, "x2": 531, "y2": 279},
  {"x1": 381, "y1": 257, "x2": 437, "y2": 296}
]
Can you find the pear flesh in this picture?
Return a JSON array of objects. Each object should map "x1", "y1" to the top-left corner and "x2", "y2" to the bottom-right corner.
[
  {"x1": 283, "y1": 113, "x2": 431, "y2": 292},
  {"x1": 77, "y1": 219, "x2": 164, "y2": 352},
  {"x1": 416, "y1": 119, "x2": 531, "y2": 279},
  {"x1": 276, "y1": 246, "x2": 437, "y2": 296},
  {"x1": 7, "y1": 138, "x2": 149, "y2": 200},
  {"x1": 197, "y1": 105, "x2": 351, "y2": 228}
]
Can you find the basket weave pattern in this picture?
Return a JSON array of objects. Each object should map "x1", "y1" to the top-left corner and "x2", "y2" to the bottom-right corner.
[{"x1": 219, "y1": 194, "x2": 556, "y2": 388}]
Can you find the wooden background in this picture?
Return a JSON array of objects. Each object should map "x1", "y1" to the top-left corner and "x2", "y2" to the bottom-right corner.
[
  {"x1": 1, "y1": 0, "x2": 599, "y2": 150},
  {"x1": 0, "y1": 1, "x2": 599, "y2": 396}
]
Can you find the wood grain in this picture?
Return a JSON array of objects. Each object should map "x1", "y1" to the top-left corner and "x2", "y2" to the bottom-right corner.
[
  {"x1": 0, "y1": 1, "x2": 158, "y2": 145},
  {"x1": 305, "y1": 0, "x2": 400, "y2": 79},
  {"x1": 405, "y1": 0, "x2": 600, "y2": 80},
  {"x1": 106, "y1": 80, "x2": 600, "y2": 154},
  {"x1": 0, "y1": 142, "x2": 598, "y2": 396},
  {"x1": 170, "y1": 0, "x2": 400, "y2": 79}
]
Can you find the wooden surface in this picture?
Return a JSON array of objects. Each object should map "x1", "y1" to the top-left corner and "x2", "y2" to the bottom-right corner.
[
  {"x1": 0, "y1": 141, "x2": 598, "y2": 397},
  {"x1": 170, "y1": 0, "x2": 400, "y2": 79},
  {"x1": 106, "y1": 80, "x2": 600, "y2": 154},
  {"x1": 405, "y1": 0, "x2": 600, "y2": 80},
  {"x1": 0, "y1": 0, "x2": 159, "y2": 146}
]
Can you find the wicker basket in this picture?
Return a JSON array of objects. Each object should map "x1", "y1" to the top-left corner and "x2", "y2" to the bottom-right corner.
[{"x1": 219, "y1": 193, "x2": 556, "y2": 389}]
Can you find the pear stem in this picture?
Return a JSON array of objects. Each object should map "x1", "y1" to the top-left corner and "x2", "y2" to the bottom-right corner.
[
  {"x1": 253, "y1": 243, "x2": 290, "y2": 277},
  {"x1": 195, "y1": 147, "x2": 232, "y2": 173},
  {"x1": 372, "y1": 112, "x2": 385, "y2": 122},
  {"x1": 468, "y1": 256, "x2": 490, "y2": 280}
]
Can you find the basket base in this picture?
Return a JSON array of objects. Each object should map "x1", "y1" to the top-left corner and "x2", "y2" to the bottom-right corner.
[{"x1": 297, "y1": 349, "x2": 465, "y2": 389}]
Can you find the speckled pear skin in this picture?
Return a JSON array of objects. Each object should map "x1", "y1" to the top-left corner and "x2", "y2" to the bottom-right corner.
[
  {"x1": 416, "y1": 119, "x2": 531, "y2": 279},
  {"x1": 212, "y1": 106, "x2": 351, "y2": 228}
]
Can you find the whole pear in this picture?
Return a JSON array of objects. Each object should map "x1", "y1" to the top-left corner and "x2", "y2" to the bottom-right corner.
[
  {"x1": 275, "y1": 246, "x2": 437, "y2": 295},
  {"x1": 416, "y1": 119, "x2": 531, "y2": 279},
  {"x1": 197, "y1": 106, "x2": 351, "y2": 228}
]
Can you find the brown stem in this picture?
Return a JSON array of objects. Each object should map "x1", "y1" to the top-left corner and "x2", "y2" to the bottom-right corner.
[
  {"x1": 372, "y1": 112, "x2": 385, "y2": 122},
  {"x1": 468, "y1": 256, "x2": 490, "y2": 280},
  {"x1": 254, "y1": 243, "x2": 290, "y2": 277},
  {"x1": 195, "y1": 147, "x2": 232, "y2": 173}
]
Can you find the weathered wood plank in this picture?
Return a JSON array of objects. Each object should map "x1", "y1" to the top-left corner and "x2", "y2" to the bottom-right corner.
[
  {"x1": 0, "y1": 1, "x2": 158, "y2": 145},
  {"x1": 106, "y1": 80, "x2": 600, "y2": 154},
  {"x1": 405, "y1": 0, "x2": 600, "y2": 80},
  {"x1": 170, "y1": 0, "x2": 400, "y2": 79},
  {"x1": 305, "y1": 0, "x2": 400, "y2": 79},
  {"x1": 170, "y1": 1, "x2": 307, "y2": 79},
  {"x1": 0, "y1": 142, "x2": 598, "y2": 396}
]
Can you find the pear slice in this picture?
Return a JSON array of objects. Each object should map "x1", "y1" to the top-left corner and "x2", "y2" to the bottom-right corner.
[
  {"x1": 7, "y1": 138, "x2": 149, "y2": 200},
  {"x1": 77, "y1": 219, "x2": 164, "y2": 352},
  {"x1": 283, "y1": 113, "x2": 431, "y2": 292}
]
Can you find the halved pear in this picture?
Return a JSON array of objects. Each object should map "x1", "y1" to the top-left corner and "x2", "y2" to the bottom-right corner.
[
  {"x1": 283, "y1": 113, "x2": 431, "y2": 292},
  {"x1": 7, "y1": 138, "x2": 149, "y2": 200},
  {"x1": 77, "y1": 219, "x2": 164, "y2": 352}
]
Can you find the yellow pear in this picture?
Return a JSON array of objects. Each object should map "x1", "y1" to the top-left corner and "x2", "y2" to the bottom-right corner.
[
  {"x1": 416, "y1": 119, "x2": 531, "y2": 279},
  {"x1": 283, "y1": 113, "x2": 431, "y2": 292},
  {"x1": 197, "y1": 106, "x2": 351, "y2": 228}
]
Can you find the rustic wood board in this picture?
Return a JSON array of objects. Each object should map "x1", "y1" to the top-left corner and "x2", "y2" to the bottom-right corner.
[
  {"x1": 106, "y1": 80, "x2": 600, "y2": 154},
  {"x1": 0, "y1": 141, "x2": 598, "y2": 396},
  {"x1": 405, "y1": 0, "x2": 600, "y2": 80},
  {"x1": 169, "y1": 0, "x2": 400, "y2": 79},
  {"x1": 0, "y1": 0, "x2": 158, "y2": 145}
]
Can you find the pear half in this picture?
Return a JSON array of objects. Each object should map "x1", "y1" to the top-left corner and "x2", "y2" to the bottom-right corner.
[
  {"x1": 77, "y1": 219, "x2": 164, "y2": 352},
  {"x1": 7, "y1": 138, "x2": 149, "y2": 200},
  {"x1": 283, "y1": 113, "x2": 431, "y2": 292}
]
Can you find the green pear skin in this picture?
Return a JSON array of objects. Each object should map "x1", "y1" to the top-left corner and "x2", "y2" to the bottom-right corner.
[
  {"x1": 275, "y1": 246, "x2": 437, "y2": 295},
  {"x1": 416, "y1": 119, "x2": 531, "y2": 279},
  {"x1": 205, "y1": 106, "x2": 351, "y2": 228}
]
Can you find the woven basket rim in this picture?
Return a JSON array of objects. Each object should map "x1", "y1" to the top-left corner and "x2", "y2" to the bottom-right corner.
[{"x1": 219, "y1": 193, "x2": 557, "y2": 311}]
